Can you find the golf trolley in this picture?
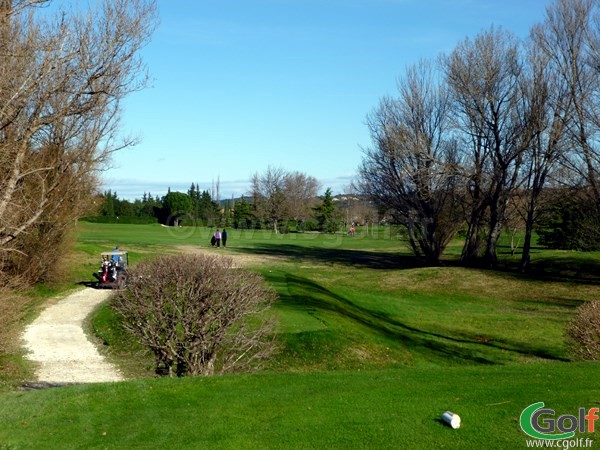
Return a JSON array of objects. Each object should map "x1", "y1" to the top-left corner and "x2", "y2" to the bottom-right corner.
[{"x1": 94, "y1": 250, "x2": 129, "y2": 289}]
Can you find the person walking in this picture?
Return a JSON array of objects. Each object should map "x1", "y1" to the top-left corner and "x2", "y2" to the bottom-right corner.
[
  {"x1": 214, "y1": 229, "x2": 221, "y2": 248},
  {"x1": 222, "y1": 228, "x2": 228, "y2": 248}
]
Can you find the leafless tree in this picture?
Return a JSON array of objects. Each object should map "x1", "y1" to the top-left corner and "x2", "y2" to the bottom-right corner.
[
  {"x1": 0, "y1": 0, "x2": 48, "y2": 18},
  {"x1": 358, "y1": 0, "x2": 598, "y2": 267},
  {"x1": 534, "y1": 0, "x2": 599, "y2": 200},
  {"x1": 517, "y1": 14, "x2": 575, "y2": 271},
  {"x1": 250, "y1": 166, "x2": 288, "y2": 232},
  {"x1": 443, "y1": 27, "x2": 533, "y2": 267},
  {"x1": 284, "y1": 171, "x2": 319, "y2": 227},
  {"x1": 358, "y1": 60, "x2": 462, "y2": 264},
  {"x1": 0, "y1": 0, "x2": 157, "y2": 283},
  {"x1": 250, "y1": 167, "x2": 319, "y2": 232}
]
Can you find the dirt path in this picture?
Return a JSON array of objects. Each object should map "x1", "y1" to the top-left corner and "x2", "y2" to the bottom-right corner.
[
  {"x1": 20, "y1": 247, "x2": 276, "y2": 386},
  {"x1": 22, "y1": 288, "x2": 124, "y2": 385},
  {"x1": 176, "y1": 245, "x2": 282, "y2": 267}
]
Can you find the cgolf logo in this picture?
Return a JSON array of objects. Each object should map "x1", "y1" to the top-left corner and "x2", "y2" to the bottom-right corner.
[{"x1": 520, "y1": 402, "x2": 598, "y2": 440}]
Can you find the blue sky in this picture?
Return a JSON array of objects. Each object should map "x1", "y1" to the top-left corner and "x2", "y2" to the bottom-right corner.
[{"x1": 104, "y1": 0, "x2": 550, "y2": 200}]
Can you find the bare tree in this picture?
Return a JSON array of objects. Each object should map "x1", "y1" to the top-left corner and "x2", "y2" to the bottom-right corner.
[
  {"x1": 517, "y1": 15, "x2": 575, "y2": 271},
  {"x1": 283, "y1": 171, "x2": 319, "y2": 228},
  {"x1": 534, "y1": 0, "x2": 599, "y2": 200},
  {"x1": 358, "y1": 60, "x2": 461, "y2": 265},
  {"x1": 443, "y1": 27, "x2": 532, "y2": 267},
  {"x1": 250, "y1": 166, "x2": 288, "y2": 232},
  {"x1": 250, "y1": 167, "x2": 319, "y2": 232},
  {"x1": 0, "y1": 0, "x2": 157, "y2": 283},
  {"x1": 0, "y1": 0, "x2": 48, "y2": 18}
]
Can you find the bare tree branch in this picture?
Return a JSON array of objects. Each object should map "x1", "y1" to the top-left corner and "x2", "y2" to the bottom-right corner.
[{"x1": 0, "y1": 0, "x2": 157, "y2": 283}]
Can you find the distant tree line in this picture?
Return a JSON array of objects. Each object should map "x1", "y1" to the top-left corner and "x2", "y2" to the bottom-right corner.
[
  {"x1": 358, "y1": 0, "x2": 599, "y2": 269},
  {"x1": 92, "y1": 184, "x2": 221, "y2": 227},
  {"x1": 249, "y1": 167, "x2": 349, "y2": 233},
  {"x1": 93, "y1": 169, "x2": 379, "y2": 233}
]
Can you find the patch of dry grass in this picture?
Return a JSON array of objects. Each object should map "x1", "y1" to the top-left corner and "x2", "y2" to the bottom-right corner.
[
  {"x1": 376, "y1": 266, "x2": 597, "y2": 304},
  {"x1": 0, "y1": 287, "x2": 34, "y2": 390},
  {"x1": 176, "y1": 245, "x2": 285, "y2": 268}
]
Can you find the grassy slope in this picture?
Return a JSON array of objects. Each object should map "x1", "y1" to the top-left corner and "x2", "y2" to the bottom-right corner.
[
  {"x1": 84, "y1": 223, "x2": 599, "y2": 372},
  {"x1": 2, "y1": 222, "x2": 600, "y2": 448},
  {"x1": 265, "y1": 265, "x2": 581, "y2": 370}
]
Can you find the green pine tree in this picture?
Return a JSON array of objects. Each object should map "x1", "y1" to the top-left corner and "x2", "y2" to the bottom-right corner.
[{"x1": 313, "y1": 188, "x2": 339, "y2": 233}]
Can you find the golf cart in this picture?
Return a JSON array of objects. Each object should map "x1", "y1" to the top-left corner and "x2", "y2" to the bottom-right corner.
[{"x1": 94, "y1": 250, "x2": 128, "y2": 289}]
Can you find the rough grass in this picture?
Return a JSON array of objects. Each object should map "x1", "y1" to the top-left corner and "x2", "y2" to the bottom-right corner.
[
  {"x1": 0, "y1": 288, "x2": 33, "y2": 391},
  {"x1": 262, "y1": 266, "x2": 583, "y2": 371}
]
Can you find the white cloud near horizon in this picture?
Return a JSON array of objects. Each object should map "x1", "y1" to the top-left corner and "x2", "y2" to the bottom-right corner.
[{"x1": 102, "y1": 174, "x2": 356, "y2": 201}]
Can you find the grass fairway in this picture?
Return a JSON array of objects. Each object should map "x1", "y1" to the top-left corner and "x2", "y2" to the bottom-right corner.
[
  {"x1": 2, "y1": 222, "x2": 600, "y2": 448},
  {"x1": 1, "y1": 363, "x2": 600, "y2": 448}
]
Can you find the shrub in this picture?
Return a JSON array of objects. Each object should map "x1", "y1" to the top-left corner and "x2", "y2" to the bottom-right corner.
[
  {"x1": 536, "y1": 192, "x2": 600, "y2": 251},
  {"x1": 565, "y1": 301, "x2": 600, "y2": 361},
  {"x1": 112, "y1": 254, "x2": 277, "y2": 376}
]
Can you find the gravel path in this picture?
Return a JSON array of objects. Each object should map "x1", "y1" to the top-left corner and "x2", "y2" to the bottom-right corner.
[{"x1": 22, "y1": 288, "x2": 124, "y2": 384}]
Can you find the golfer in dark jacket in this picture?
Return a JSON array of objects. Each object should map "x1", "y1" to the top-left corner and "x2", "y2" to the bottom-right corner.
[{"x1": 222, "y1": 229, "x2": 228, "y2": 248}]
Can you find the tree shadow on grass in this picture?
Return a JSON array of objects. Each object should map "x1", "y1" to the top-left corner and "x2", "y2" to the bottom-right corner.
[
  {"x1": 522, "y1": 256, "x2": 600, "y2": 284},
  {"x1": 238, "y1": 243, "x2": 422, "y2": 270},
  {"x1": 240, "y1": 243, "x2": 600, "y2": 286},
  {"x1": 494, "y1": 244, "x2": 600, "y2": 284},
  {"x1": 269, "y1": 271, "x2": 568, "y2": 365},
  {"x1": 477, "y1": 257, "x2": 600, "y2": 288}
]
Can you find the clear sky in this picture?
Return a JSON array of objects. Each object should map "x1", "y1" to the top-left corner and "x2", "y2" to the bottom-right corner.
[{"x1": 104, "y1": 0, "x2": 551, "y2": 200}]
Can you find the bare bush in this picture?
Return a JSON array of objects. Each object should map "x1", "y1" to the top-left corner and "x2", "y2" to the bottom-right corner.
[
  {"x1": 565, "y1": 300, "x2": 600, "y2": 360},
  {"x1": 112, "y1": 254, "x2": 278, "y2": 377}
]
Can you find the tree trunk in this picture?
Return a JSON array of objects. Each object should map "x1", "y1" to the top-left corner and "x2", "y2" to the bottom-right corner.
[
  {"x1": 461, "y1": 208, "x2": 486, "y2": 263},
  {"x1": 406, "y1": 223, "x2": 421, "y2": 257},
  {"x1": 519, "y1": 193, "x2": 538, "y2": 272},
  {"x1": 484, "y1": 202, "x2": 503, "y2": 269},
  {"x1": 520, "y1": 227, "x2": 533, "y2": 273}
]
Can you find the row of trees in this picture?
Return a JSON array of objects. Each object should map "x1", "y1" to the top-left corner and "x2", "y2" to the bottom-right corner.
[
  {"x1": 97, "y1": 187, "x2": 222, "y2": 227},
  {"x1": 0, "y1": 0, "x2": 157, "y2": 285},
  {"x1": 245, "y1": 168, "x2": 377, "y2": 232},
  {"x1": 97, "y1": 170, "x2": 377, "y2": 232},
  {"x1": 358, "y1": 0, "x2": 599, "y2": 269}
]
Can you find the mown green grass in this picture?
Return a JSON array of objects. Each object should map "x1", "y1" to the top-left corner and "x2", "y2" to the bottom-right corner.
[
  {"x1": 263, "y1": 266, "x2": 588, "y2": 371},
  {"x1": 87, "y1": 303, "x2": 156, "y2": 379},
  {"x1": 2, "y1": 221, "x2": 599, "y2": 448},
  {"x1": 74, "y1": 222, "x2": 410, "y2": 255},
  {"x1": 1, "y1": 363, "x2": 600, "y2": 449},
  {"x1": 81, "y1": 222, "x2": 600, "y2": 373},
  {"x1": 82, "y1": 222, "x2": 599, "y2": 372}
]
